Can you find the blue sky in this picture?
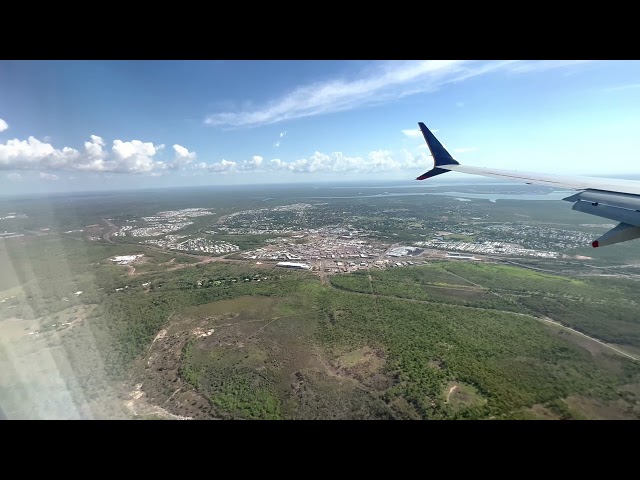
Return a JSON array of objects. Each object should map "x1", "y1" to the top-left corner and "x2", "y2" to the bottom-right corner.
[{"x1": 2, "y1": 60, "x2": 640, "y2": 194}]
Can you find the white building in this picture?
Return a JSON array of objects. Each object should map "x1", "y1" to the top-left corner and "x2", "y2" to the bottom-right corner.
[{"x1": 276, "y1": 262, "x2": 311, "y2": 270}]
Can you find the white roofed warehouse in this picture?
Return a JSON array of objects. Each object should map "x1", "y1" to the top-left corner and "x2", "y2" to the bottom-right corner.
[{"x1": 276, "y1": 262, "x2": 311, "y2": 270}]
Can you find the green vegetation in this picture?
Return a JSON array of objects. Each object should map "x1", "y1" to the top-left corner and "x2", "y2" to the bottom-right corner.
[
  {"x1": 441, "y1": 263, "x2": 593, "y2": 296},
  {"x1": 139, "y1": 262, "x2": 640, "y2": 420},
  {"x1": 2, "y1": 187, "x2": 640, "y2": 420},
  {"x1": 316, "y1": 288, "x2": 640, "y2": 419},
  {"x1": 182, "y1": 337, "x2": 282, "y2": 420},
  {"x1": 211, "y1": 234, "x2": 279, "y2": 251},
  {"x1": 447, "y1": 234, "x2": 475, "y2": 242},
  {"x1": 331, "y1": 262, "x2": 640, "y2": 347},
  {"x1": 330, "y1": 264, "x2": 526, "y2": 313},
  {"x1": 3, "y1": 233, "x2": 640, "y2": 420},
  {"x1": 439, "y1": 263, "x2": 640, "y2": 348}
]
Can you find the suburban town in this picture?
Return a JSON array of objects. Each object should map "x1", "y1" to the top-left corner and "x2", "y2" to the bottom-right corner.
[{"x1": 88, "y1": 202, "x2": 593, "y2": 277}]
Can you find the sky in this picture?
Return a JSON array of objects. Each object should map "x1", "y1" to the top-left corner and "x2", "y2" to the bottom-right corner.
[{"x1": 2, "y1": 60, "x2": 640, "y2": 195}]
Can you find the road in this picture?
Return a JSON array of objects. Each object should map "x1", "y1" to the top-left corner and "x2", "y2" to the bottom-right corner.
[
  {"x1": 101, "y1": 218, "x2": 118, "y2": 244},
  {"x1": 536, "y1": 316, "x2": 638, "y2": 361}
]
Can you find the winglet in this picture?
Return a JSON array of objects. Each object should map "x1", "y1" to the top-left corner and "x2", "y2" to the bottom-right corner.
[
  {"x1": 418, "y1": 122, "x2": 459, "y2": 167},
  {"x1": 416, "y1": 122, "x2": 460, "y2": 180},
  {"x1": 416, "y1": 122, "x2": 459, "y2": 181}
]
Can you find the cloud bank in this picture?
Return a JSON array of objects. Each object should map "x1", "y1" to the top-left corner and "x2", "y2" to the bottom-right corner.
[
  {"x1": 196, "y1": 149, "x2": 429, "y2": 175},
  {"x1": 0, "y1": 135, "x2": 197, "y2": 173},
  {"x1": 0, "y1": 126, "x2": 434, "y2": 178}
]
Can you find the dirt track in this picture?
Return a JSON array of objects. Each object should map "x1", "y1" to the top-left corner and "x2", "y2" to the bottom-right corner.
[{"x1": 446, "y1": 385, "x2": 458, "y2": 403}]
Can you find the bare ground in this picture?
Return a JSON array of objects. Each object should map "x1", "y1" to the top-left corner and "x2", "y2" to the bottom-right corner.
[{"x1": 132, "y1": 326, "x2": 219, "y2": 419}]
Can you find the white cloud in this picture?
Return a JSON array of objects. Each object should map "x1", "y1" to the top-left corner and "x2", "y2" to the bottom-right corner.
[
  {"x1": 84, "y1": 135, "x2": 105, "y2": 160},
  {"x1": 207, "y1": 159, "x2": 238, "y2": 172},
  {"x1": 403, "y1": 127, "x2": 438, "y2": 140},
  {"x1": 204, "y1": 60, "x2": 492, "y2": 128},
  {"x1": 452, "y1": 147, "x2": 478, "y2": 154},
  {"x1": 6, "y1": 172, "x2": 21, "y2": 181},
  {"x1": 0, "y1": 119, "x2": 8, "y2": 132},
  {"x1": 202, "y1": 155, "x2": 264, "y2": 172},
  {"x1": 204, "y1": 60, "x2": 587, "y2": 128},
  {"x1": 402, "y1": 128, "x2": 422, "y2": 138},
  {"x1": 0, "y1": 137, "x2": 78, "y2": 170},
  {"x1": 456, "y1": 101, "x2": 464, "y2": 108},
  {"x1": 0, "y1": 133, "x2": 183, "y2": 174},
  {"x1": 240, "y1": 155, "x2": 263, "y2": 170},
  {"x1": 111, "y1": 139, "x2": 159, "y2": 173},
  {"x1": 171, "y1": 144, "x2": 196, "y2": 169},
  {"x1": 603, "y1": 83, "x2": 640, "y2": 92},
  {"x1": 191, "y1": 147, "x2": 435, "y2": 176},
  {"x1": 39, "y1": 172, "x2": 59, "y2": 181},
  {"x1": 2, "y1": 138, "x2": 196, "y2": 174},
  {"x1": 508, "y1": 60, "x2": 589, "y2": 74},
  {"x1": 274, "y1": 131, "x2": 287, "y2": 147},
  {"x1": 173, "y1": 144, "x2": 195, "y2": 159},
  {"x1": 270, "y1": 158, "x2": 286, "y2": 169},
  {"x1": 0, "y1": 134, "x2": 167, "y2": 173},
  {"x1": 283, "y1": 149, "x2": 432, "y2": 174}
]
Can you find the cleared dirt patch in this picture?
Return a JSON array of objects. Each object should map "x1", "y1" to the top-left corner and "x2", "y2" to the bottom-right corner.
[
  {"x1": 124, "y1": 383, "x2": 193, "y2": 420},
  {"x1": 133, "y1": 296, "x2": 285, "y2": 419},
  {"x1": 137, "y1": 329, "x2": 218, "y2": 419},
  {"x1": 334, "y1": 346, "x2": 385, "y2": 380},
  {"x1": 443, "y1": 381, "x2": 486, "y2": 412},
  {"x1": 337, "y1": 347, "x2": 380, "y2": 368},
  {"x1": 428, "y1": 359, "x2": 444, "y2": 370},
  {"x1": 0, "y1": 304, "x2": 97, "y2": 340},
  {"x1": 182, "y1": 296, "x2": 279, "y2": 317},
  {"x1": 424, "y1": 286, "x2": 492, "y2": 301},
  {"x1": 0, "y1": 317, "x2": 41, "y2": 341}
]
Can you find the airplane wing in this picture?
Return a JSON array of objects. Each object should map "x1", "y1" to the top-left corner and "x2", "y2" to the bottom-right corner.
[{"x1": 416, "y1": 122, "x2": 640, "y2": 248}]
